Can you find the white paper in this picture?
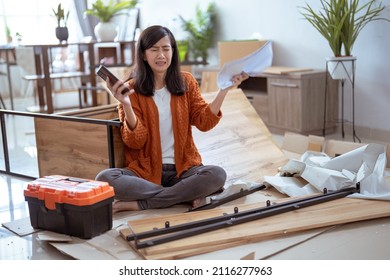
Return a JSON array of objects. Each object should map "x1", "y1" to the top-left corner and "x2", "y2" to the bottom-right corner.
[
  {"x1": 265, "y1": 143, "x2": 390, "y2": 200},
  {"x1": 279, "y1": 158, "x2": 306, "y2": 176},
  {"x1": 263, "y1": 176, "x2": 318, "y2": 197},
  {"x1": 217, "y1": 41, "x2": 273, "y2": 89},
  {"x1": 211, "y1": 179, "x2": 262, "y2": 201},
  {"x1": 301, "y1": 166, "x2": 355, "y2": 191}
]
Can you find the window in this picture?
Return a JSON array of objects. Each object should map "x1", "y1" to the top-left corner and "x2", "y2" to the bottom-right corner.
[{"x1": 0, "y1": 0, "x2": 82, "y2": 45}]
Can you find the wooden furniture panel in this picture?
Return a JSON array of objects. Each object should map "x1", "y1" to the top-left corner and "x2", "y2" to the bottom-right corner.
[{"x1": 35, "y1": 105, "x2": 125, "y2": 179}]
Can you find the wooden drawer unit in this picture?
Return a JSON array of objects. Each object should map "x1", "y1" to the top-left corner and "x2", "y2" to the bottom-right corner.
[
  {"x1": 267, "y1": 77, "x2": 302, "y2": 131},
  {"x1": 241, "y1": 70, "x2": 338, "y2": 135},
  {"x1": 267, "y1": 71, "x2": 338, "y2": 134}
]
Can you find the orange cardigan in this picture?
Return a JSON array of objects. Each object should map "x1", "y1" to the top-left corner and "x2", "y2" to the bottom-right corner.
[{"x1": 118, "y1": 71, "x2": 222, "y2": 184}]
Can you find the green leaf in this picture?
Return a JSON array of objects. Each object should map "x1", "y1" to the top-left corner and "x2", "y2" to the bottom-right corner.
[
  {"x1": 179, "y1": 3, "x2": 217, "y2": 62},
  {"x1": 85, "y1": 0, "x2": 138, "y2": 22},
  {"x1": 299, "y1": 0, "x2": 389, "y2": 56}
]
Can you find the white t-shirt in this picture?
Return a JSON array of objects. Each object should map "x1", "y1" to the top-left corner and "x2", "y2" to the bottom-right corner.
[{"x1": 153, "y1": 86, "x2": 175, "y2": 164}]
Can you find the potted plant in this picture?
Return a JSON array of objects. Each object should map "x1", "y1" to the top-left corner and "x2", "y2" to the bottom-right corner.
[
  {"x1": 179, "y1": 3, "x2": 217, "y2": 63},
  {"x1": 52, "y1": 3, "x2": 70, "y2": 43},
  {"x1": 85, "y1": 0, "x2": 138, "y2": 42},
  {"x1": 6, "y1": 25, "x2": 12, "y2": 44},
  {"x1": 300, "y1": 0, "x2": 389, "y2": 79}
]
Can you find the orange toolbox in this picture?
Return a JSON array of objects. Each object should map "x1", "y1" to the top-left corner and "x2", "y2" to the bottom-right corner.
[{"x1": 24, "y1": 175, "x2": 114, "y2": 239}]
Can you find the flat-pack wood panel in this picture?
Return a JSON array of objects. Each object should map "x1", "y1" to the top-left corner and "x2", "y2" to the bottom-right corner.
[{"x1": 35, "y1": 105, "x2": 125, "y2": 179}]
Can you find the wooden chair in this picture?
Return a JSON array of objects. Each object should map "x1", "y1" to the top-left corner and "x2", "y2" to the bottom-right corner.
[
  {"x1": 14, "y1": 46, "x2": 38, "y2": 98},
  {"x1": 0, "y1": 71, "x2": 7, "y2": 109},
  {"x1": 0, "y1": 92, "x2": 6, "y2": 109}
]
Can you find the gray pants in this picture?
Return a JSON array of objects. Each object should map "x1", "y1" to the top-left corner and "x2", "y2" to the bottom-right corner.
[{"x1": 95, "y1": 164, "x2": 226, "y2": 209}]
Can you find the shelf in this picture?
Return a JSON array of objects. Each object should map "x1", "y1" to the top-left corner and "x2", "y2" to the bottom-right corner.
[{"x1": 23, "y1": 71, "x2": 90, "y2": 81}]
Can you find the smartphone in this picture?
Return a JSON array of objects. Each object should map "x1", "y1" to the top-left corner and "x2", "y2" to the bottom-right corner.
[{"x1": 96, "y1": 64, "x2": 129, "y2": 93}]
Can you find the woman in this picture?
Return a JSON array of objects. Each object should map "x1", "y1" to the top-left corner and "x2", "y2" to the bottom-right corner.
[{"x1": 96, "y1": 25, "x2": 248, "y2": 212}]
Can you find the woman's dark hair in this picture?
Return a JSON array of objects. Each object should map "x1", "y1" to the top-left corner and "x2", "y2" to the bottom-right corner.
[{"x1": 130, "y1": 25, "x2": 186, "y2": 96}]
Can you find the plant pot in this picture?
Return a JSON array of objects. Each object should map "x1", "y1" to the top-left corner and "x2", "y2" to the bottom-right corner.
[
  {"x1": 326, "y1": 56, "x2": 356, "y2": 80},
  {"x1": 55, "y1": 27, "x2": 69, "y2": 44},
  {"x1": 94, "y1": 22, "x2": 117, "y2": 42}
]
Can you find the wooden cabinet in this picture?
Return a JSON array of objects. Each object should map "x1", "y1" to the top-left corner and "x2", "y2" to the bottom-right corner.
[{"x1": 241, "y1": 70, "x2": 338, "y2": 135}]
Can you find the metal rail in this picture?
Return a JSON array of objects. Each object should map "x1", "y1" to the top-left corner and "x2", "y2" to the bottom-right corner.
[
  {"x1": 188, "y1": 184, "x2": 267, "y2": 211},
  {"x1": 128, "y1": 184, "x2": 360, "y2": 249}
]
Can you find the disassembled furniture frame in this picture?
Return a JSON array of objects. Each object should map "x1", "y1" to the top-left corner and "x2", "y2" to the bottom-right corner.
[
  {"x1": 127, "y1": 184, "x2": 360, "y2": 249},
  {"x1": 0, "y1": 109, "x2": 121, "y2": 180}
]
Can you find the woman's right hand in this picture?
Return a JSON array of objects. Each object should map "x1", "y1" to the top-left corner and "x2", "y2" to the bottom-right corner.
[
  {"x1": 107, "y1": 78, "x2": 138, "y2": 130},
  {"x1": 106, "y1": 78, "x2": 133, "y2": 106}
]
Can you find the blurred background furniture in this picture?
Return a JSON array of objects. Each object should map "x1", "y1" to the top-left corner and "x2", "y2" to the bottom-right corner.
[
  {"x1": 0, "y1": 75, "x2": 6, "y2": 109},
  {"x1": 14, "y1": 46, "x2": 39, "y2": 100},
  {"x1": 0, "y1": 45, "x2": 16, "y2": 109}
]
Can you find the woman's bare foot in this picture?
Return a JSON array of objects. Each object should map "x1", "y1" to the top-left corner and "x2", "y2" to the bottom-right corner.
[{"x1": 112, "y1": 199, "x2": 140, "y2": 214}]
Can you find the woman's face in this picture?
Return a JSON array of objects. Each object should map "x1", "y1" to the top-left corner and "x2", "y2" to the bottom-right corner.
[{"x1": 144, "y1": 35, "x2": 173, "y2": 75}]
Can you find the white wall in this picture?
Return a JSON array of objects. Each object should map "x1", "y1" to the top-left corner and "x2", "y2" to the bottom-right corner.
[{"x1": 137, "y1": 0, "x2": 390, "y2": 133}]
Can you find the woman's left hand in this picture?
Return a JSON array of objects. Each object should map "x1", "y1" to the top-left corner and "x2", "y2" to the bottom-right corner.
[
  {"x1": 210, "y1": 71, "x2": 250, "y2": 114},
  {"x1": 226, "y1": 71, "x2": 250, "y2": 91}
]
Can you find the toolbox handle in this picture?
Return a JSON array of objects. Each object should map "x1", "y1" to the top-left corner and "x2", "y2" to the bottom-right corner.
[{"x1": 66, "y1": 177, "x2": 89, "y2": 183}]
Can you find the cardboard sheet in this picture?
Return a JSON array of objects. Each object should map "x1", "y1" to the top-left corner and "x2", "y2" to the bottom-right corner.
[
  {"x1": 38, "y1": 231, "x2": 73, "y2": 242},
  {"x1": 2, "y1": 217, "x2": 39, "y2": 236}
]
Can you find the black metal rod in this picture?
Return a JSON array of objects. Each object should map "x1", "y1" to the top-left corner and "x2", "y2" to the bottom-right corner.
[
  {"x1": 323, "y1": 64, "x2": 328, "y2": 137},
  {"x1": 107, "y1": 125, "x2": 115, "y2": 168},
  {"x1": 341, "y1": 80, "x2": 345, "y2": 138},
  {"x1": 0, "y1": 113, "x2": 10, "y2": 173},
  {"x1": 0, "y1": 170, "x2": 37, "y2": 181},
  {"x1": 0, "y1": 108, "x2": 121, "y2": 127},
  {"x1": 188, "y1": 184, "x2": 267, "y2": 211},
  {"x1": 130, "y1": 184, "x2": 359, "y2": 249}
]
